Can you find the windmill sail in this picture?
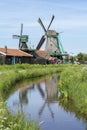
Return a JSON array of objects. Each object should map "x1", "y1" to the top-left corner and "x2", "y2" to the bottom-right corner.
[
  {"x1": 36, "y1": 35, "x2": 46, "y2": 50},
  {"x1": 37, "y1": 15, "x2": 55, "y2": 50},
  {"x1": 47, "y1": 15, "x2": 55, "y2": 30},
  {"x1": 19, "y1": 24, "x2": 23, "y2": 49},
  {"x1": 38, "y1": 18, "x2": 47, "y2": 33}
]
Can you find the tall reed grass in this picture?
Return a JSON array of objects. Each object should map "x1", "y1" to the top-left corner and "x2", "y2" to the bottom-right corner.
[{"x1": 59, "y1": 64, "x2": 87, "y2": 117}]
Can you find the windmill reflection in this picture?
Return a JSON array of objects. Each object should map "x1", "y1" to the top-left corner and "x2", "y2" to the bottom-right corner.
[
  {"x1": 38, "y1": 76, "x2": 59, "y2": 119},
  {"x1": 19, "y1": 84, "x2": 34, "y2": 113},
  {"x1": 37, "y1": 83, "x2": 45, "y2": 99},
  {"x1": 19, "y1": 75, "x2": 59, "y2": 118}
]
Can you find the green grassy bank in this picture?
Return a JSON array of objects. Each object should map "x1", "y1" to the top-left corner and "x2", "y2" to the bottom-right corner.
[
  {"x1": 0, "y1": 64, "x2": 66, "y2": 96},
  {"x1": 1, "y1": 64, "x2": 87, "y2": 129},
  {"x1": 59, "y1": 64, "x2": 87, "y2": 120},
  {"x1": 0, "y1": 64, "x2": 66, "y2": 130}
]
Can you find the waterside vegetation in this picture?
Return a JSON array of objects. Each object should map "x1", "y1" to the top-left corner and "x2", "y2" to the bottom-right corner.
[
  {"x1": 59, "y1": 64, "x2": 87, "y2": 120},
  {"x1": 0, "y1": 64, "x2": 87, "y2": 129},
  {"x1": 0, "y1": 64, "x2": 65, "y2": 96},
  {"x1": 0, "y1": 64, "x2": 66, "y2": 130}
]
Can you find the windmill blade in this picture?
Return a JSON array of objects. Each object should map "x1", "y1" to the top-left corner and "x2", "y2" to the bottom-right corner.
[
  {"x1": 37, "y1": 84, "x2": 45, "y2": 98},
  {"x1": 36, "y1": 35, "x2": 46, "y2": 50},
  {"x1": 19, "y1": 40, "x2": 21, "y2": 49},
  {"x1": 19, "y1": 23, "x2": 23, "y2": 49},
  {"x1": 47, "y1": 15, "x2": 55, "y2": 30},
  {"x1": 13, "y1": 35, "x2": 20, "y2": 39},
  {"x1": 39, "y1": 101, "x2": 46, "y2": 116},
  {"x1": 20, "y1": 23, "x2": 23, "y2": 36},
  {"x1": 38, "y1": 18, "x2": 47, "y2": 33}
]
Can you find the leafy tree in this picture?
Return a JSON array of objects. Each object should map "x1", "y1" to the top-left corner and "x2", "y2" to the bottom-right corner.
[{"x1": 76, "y1": 53, "x2": 87, "y2": 64}]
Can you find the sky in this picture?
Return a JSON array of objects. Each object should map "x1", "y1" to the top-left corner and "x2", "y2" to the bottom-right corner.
[{"x1": 0, "y1": 0, "x2": 87, "y2": 55}]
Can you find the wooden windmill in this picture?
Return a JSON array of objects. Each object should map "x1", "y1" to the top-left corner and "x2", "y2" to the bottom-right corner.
[
  {"x1": 13, "y1": 24, "x2": 29, "y2": 50},
  {"x1": 36, "y1": 15, "x2": 67, "y2": 60}
]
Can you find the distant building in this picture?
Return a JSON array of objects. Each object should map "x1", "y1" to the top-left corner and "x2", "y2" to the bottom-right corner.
[
  {"x1": 0, "y1": 47, "x2": 33, "y2": 64},
  {"x1": 35, "y1": 50, "x2": 55, "y2": 64}
]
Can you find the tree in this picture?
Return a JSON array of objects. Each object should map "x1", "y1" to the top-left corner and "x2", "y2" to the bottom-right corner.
[{"x1": 76, "y1": 53, "x2": 87, "y2": 64}]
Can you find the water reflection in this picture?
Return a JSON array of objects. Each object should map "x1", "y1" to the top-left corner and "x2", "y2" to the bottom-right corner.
[
  {"x1": 18, "y1": 76, "x2": 58, "y2": 119},
  {"x1": 19, "y1": 84, "x2": 34, "y2": 113},
  {"x1": 6, "y1": 75, "x2": 87, "y2": 130},
  {"x1": 59, "y1": 95, "x2": 87, "y2": 123},
  {"x1": 38, "y1": 77, "x2": 58, "y2": 119}
]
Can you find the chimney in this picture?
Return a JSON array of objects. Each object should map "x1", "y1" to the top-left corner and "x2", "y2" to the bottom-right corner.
[{"x1": 5, "y1": 45, "x2": 7, "y2": 54}]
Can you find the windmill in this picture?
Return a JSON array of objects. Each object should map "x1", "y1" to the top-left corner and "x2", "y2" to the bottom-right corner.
[
  {"x1": 13, "y1": 24, "x2": 29, "y2": 50},
  {"x1": 36, "y1": 15, "x2": 54, "y2": 50},
  {"x1": 36, "y1": 15, "x2": 67, "y2": 60}
]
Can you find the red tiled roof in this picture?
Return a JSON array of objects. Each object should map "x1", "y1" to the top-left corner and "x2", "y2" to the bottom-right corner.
[
  {"x1": 36, "y1": 50, "x2": 53, "y2": 59},
  {"x1": 0, "y1": 48, "x2": 32, "y2": 57}
]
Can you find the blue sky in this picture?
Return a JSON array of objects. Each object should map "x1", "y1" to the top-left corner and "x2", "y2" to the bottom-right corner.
[{"x1": 0, "y1": 0, "x2": 87, "y2": 55}]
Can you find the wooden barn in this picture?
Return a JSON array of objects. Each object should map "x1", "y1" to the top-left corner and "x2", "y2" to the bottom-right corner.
[{"x1": 0, "y1": 47, "x2": 33, "y2": 64}]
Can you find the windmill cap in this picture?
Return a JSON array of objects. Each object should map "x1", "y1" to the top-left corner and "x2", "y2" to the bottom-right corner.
[{"x1": 47, "y1": 30, "x2": 58, "y2": 36}]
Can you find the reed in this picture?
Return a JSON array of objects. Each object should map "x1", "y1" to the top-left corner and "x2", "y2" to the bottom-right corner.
[{"x1": 59, "y1": 64, "x2": 87, "y2": 116}]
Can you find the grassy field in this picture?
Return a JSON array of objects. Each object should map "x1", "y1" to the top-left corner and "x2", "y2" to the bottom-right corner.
[{"x1": 1, "y1": 64, "x2": 87, "y2": 129}]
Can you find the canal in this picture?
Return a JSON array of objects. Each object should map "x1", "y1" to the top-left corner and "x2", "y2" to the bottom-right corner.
[{"x1": 6, "y1": 75, "x2": 87, "y2": 130}]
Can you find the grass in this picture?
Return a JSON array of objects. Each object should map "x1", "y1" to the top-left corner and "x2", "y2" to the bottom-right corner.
[
  {"x1": 0, "y1": 64, "x2": 66, "y2": 97},
  {"x1": 0, "y1": 101, "x2": 39, "y2": 130},
  {"x1": 1, "y1": 64, "x2": 87, "y2": 128},
  {"x1": 0, "y1": 64, "x2": 66, "y2": 130},
  {"x1": 59, "y1": 64, "x2": 87, "y2": 120}
]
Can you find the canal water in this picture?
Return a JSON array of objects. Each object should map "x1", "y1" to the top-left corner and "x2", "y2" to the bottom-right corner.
[{"x1": 6, "y1": 75, "x2": 87, "y2": 130}]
